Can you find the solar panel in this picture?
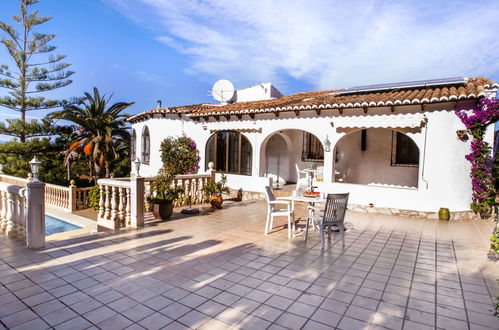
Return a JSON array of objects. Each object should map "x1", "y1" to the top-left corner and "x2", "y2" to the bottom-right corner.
[{"x1": 335, "y1": 77, "x2": 466, "y2": 95}]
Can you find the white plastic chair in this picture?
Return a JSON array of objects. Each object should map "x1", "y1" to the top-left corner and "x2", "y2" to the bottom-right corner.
[
  {"x1": 295, "y1": 164, "x2": 308, "y2": 193},
  {"x1": 306, "y1": 193, "x2": 349, "y2": 248},
  {"x1": 264, "y1": 186, "x2": 295, "y2": 238}
]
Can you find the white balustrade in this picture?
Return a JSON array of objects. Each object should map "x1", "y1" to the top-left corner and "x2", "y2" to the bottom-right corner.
[
  {"x1": 144, "y1": 173, "x2": 213, "y2": 207},
  {"x1": 97, "y1": 173, "x2": 214, "y2": 230},
  {"x1": 97, "y1": 178, "x2": 132, "y2": 230},
  {"x1": 0, "y1": 183, "x2": 27, "y2": 241},
  {"x1": 0, "y1": 174, "x2": 92, "y2": 213},
  {"x1": 0, "y1": 176, "x2": 46, "y2": 249}
]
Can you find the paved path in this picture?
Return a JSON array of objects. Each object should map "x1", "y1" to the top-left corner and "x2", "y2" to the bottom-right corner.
[{"x1": 1, "y1": 200, "x2": 498, "y2": 329}]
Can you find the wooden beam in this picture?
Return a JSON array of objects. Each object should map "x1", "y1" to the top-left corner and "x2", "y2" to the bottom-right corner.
[
  {"x1": 236, "y1": 114, "x2": 242, "y2": 120},
  {"x1": 363, "y1": 107, "x2": 368, "y2": 114},
  {"x1": 338, "y1": 108, "x2": 343, "y2": 115},
  {"x1": 391, "y1": 106, "x2": 395, "y2": 113},
  {"x1": 177, "y1": 113, "x2": 182, "y2": 118},
  {"x1": 315, "y1": 109, "x2": 321, "y2": 115},
  {"x1": 214, "y1": 115, "x2": 220, "y2": 121},
  {"x1": 274, "y1": 112, "x2": 280, "y2": 117},
  {"x1": 249, "y1": 113, "x2": 255, "y2": 119},
  {"x1": 294, "y1": 110, "x2": 300, "y2": 116},
  {"x1": 224, "y1": 114, "x2": 231, "y2": 120},
  {"x1": 421, "y1": 104, "x2": 427, "y2": 112}
]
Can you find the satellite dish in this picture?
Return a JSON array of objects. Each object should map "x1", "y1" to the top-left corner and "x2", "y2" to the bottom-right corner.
[{"x1": 212, "y1": 79, "x2": 235, "y2": 103}]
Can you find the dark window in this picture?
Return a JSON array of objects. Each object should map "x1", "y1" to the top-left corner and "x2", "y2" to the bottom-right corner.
[
  {"x1": 141, "y1": 126, "x2": 150, "y2": 165},
  {"x1": 302, "y1": 132, "x2": 324, "y2": 162},
  {"x1": 131, "y1": 129, "x2": 136, "y2": 161},
  {"x1": 391, "y1": 131, "x2": 419, "y2": 166},
  {"x1": 205, "y1": 131, "x2": 252, "y2": 175}
]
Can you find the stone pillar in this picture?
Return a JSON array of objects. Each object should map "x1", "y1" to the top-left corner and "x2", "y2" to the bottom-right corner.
[
  {"x1": 130, "y1": 176, "x2": 144, "y2": 229},
  {"x1": 68, "y1": 180, "x2": 77, "y2": 212},
  {"x1": 25, "y1": 180, "x2": 45, "y2": 249},
  {"x1": 208, "y1": 162, "x2": 216, "y2": 181}
]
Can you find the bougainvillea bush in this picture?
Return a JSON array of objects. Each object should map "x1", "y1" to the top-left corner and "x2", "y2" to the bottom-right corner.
[
  {"x1": 160, "y1": 136, "x2": 200, "y2": 175},
  {"x1": 455, "y1": 97, "x2": 499, "y2": 219}
]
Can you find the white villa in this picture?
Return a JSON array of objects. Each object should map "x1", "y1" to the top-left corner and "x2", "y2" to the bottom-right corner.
[{"x1": 128, "y1": 77, "x2": 498, "y2": 219}]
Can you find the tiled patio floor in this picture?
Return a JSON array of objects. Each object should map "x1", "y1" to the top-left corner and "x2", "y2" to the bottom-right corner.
[{"x1": 1, "y1": 200, "x2": 498, "y2": 330}]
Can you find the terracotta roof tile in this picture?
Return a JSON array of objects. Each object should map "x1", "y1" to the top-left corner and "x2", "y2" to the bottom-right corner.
[{"x1": 128, "y1": 77, "x2": 498, "y2": 122}]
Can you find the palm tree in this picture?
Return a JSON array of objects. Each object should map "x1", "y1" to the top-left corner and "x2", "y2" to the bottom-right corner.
[{"x1": 49, "y1": 87, "x2": 134, "y2": 179}]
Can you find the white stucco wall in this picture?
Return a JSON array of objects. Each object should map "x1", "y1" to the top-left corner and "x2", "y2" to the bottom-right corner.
[{"x1": 131, "y1": 100, "x2": 491, "y2": 213}]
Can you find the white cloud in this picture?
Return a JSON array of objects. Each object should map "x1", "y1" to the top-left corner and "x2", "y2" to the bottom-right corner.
[
  {"x1": 134, "y1": 71, "x2": 170, "y2": 86},
  {"x1": 105, "y1": 0, "x2": 499, "y2": 91}
]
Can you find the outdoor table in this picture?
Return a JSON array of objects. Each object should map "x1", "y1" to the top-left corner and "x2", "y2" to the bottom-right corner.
[{"x1": 292, "y1": 194, "x2": 326, "y2": 237}]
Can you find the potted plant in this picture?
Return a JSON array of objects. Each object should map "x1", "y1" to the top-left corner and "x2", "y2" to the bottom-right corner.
[
  {"x1": 203, "y1": 174, "x2": 230, "y2": 209},
  {"x1": 148, "y1": 171, "x2": 183, "y2": 220}
]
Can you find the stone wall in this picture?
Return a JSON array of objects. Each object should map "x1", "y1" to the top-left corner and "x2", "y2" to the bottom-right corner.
[
  {"x1": 235, "y1": 188, "x2": 484, "y2": 220},
  {"x1": 348, "y1": 204, "x2": 482, "y2": 220}
]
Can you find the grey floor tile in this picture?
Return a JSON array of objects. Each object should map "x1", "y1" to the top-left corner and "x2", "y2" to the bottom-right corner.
[{"x1": 138, "y1": 312, "x2": 173, "y2": 330}]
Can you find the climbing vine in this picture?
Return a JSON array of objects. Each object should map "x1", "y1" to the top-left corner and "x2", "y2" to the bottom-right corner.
[{"x1": 455, "y1": 97, "x2": 499, "y2": 219}]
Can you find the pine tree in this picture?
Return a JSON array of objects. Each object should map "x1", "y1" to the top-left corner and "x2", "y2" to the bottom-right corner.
[
  {"x1": 0, "y1": 0, "x2": 77, "y2": 182},
  {"x1": 0, "y1": 0, "x2": 76, "y2": 142}
]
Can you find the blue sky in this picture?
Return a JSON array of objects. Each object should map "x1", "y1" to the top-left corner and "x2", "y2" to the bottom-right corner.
[{"x1": 1, "y1": 0, "x2": 499, "y2": 124}]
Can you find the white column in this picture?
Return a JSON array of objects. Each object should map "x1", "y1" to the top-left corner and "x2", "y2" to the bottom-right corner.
[
  {"x1": 18, "y1": 193, "x2": 26, "y2": 240},
  {"x1": 0, "y1": 191, "x2": 7, "y2": 232},
  {"x1": 130, "y1": 176, "x2": 144, "y2": 229},
  {"x1": 26, "y1": 180, "x2": 45, "y2": 249},
  {"x1": 125, "y1": 188, "x2": 131, "y2": 226},
  {"x1": 103, "y1": 185, "x2": 110, "y2": 219},
  {"x1": 118, "y1": 187, "x2": 124, "y2": 224},
  {"x1": 98, "y1": 184, "x2": 104, "y2": 219},
  {"x1": 110, "y1": 186, "x2": 117, "y2": 224},
  {"x1": 5, "y1": 191, "x2": 15, "y2": 237}
]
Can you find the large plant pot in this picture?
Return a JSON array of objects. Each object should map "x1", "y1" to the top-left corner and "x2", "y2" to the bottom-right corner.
[
  {"x1": 438, "y1": 207, "x2": 450, "y2": 221},
  {"x1": 153, "y1": 203, "x2": 174, "y2": 220},
  {"x1": 210, "y1": 195, "x2": 224, "y2": 209}
]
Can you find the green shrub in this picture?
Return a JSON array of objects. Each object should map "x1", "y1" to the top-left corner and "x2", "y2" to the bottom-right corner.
[
  {"x1": 89, "y1": 185, "x2": 100, "y2": 211},
  {"x1": 491, "y1": 233, "x2": 499, "y2": 254}
]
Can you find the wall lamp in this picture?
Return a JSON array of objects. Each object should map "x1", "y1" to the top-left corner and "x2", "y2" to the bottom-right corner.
[
  {"x1": 456, "y1": 130, "x2": 468, "y2": 142},
  {"x1": 324, "y1": 135, "x2": 331, "y2": 152}
]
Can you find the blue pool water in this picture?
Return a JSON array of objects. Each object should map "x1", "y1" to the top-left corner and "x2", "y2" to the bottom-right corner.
[{"x1": 45, "y1": 215, "x2": 82, "y2": 235}]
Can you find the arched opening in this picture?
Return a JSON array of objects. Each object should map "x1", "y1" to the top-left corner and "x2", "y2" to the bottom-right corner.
[
  {"x1": 333, "y1": 128, "x2": 419, "y2": 188},
  {"x1": 261, "y1": 129, "x2": 324, "y2": 189},
  {"x1": 131, "y1": 129, "x2": 136, "y2": 161},
  {"x1": 205, "y1": 131, "x2": 252, "y2": 175},
  {"x1": 265, "y1": 134, "x2": 288, "y2": 187},
  {"x1": 141, "y1": 126, "x2": 150, "y2": 165}
]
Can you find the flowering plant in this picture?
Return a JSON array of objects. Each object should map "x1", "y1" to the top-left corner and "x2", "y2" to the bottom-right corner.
[
  {"x1": 455, "y1": 97, "x2": 499, "y2": 219},
  {"x1": 160, "y1": 136, "x2": 200, "y2": 175}
]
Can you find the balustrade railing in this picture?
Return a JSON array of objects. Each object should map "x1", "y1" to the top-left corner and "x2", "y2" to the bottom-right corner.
[
  {"x1": 73, "y1": 186, "x2": 92, "y2": 210},
  {"x1": 97, "y1": 172, "x2": 214, "y2": 230},
  {"x1": 0, "y1": 174, "x2": 28, "y2": 187},
  {"x1": 144, "y1": 173, "x2": 213, "y2": 207},
  {"x1": 45, "y1": 183, "x2": 70, "y2": 210},
  {"x1": 0, "y1": 174, "x2": 91, "y2": 212},
  {"x1": 0, "y1": 182, "x2": 26, "y2": 240},
  {"x1": 97, "y1": 178, "x2": 131, "y2": 230}
]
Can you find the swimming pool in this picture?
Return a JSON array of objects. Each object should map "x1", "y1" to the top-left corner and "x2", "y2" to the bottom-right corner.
[{"x1": 45, "y1": 215, "x2": 82, "y2": 235}]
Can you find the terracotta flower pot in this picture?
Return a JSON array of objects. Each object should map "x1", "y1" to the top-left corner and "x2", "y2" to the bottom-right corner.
[
  {"x1": 210, "y1": 195, "x2": 224, "y2": 209},
  {"x1": 153, "y1": 203, "x2": 174, "y2": 220}
]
